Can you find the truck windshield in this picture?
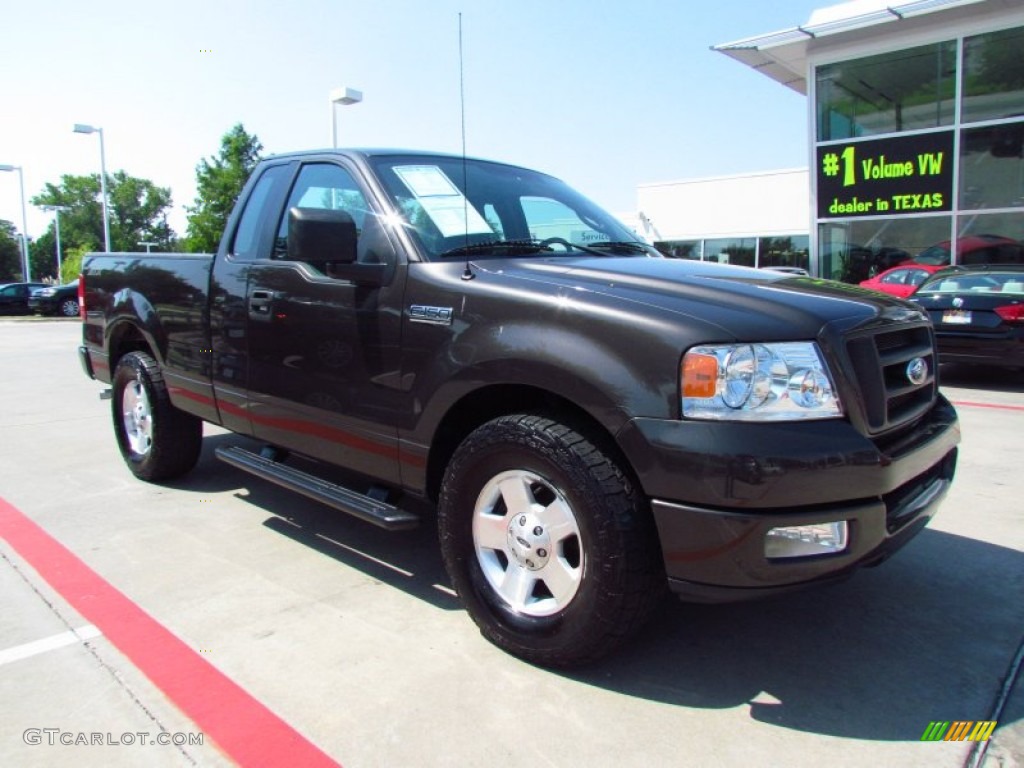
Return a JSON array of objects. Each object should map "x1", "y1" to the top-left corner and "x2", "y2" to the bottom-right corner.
[{"x1": 367, "y1": 155, "x2": 654, "y2": 262}]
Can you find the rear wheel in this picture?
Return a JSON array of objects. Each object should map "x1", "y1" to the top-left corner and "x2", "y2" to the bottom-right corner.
[
  {"x1": 111, "y1": 351, "x2": 202, "y2": 481},
  {"x1": 439, "y1": 414, "x2": 665, "y2": 667},
  {"x1": 59, "y1": 297, "x2": 79, "y2": 317}
]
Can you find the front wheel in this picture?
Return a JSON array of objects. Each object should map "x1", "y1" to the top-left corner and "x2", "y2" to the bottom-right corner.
[
  {"x1": 111, "y1": 351, "x2": 202, "y2": 481},
  {"x1": 439, "y1": 414, "x2": 665, "y2": 667}
]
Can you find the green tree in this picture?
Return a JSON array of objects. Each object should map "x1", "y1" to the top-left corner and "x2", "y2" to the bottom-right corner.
[
  {"x1": 107, "y1": 170, "x2": 176, "y2": 251},
  {"x1": 31, "y1": 172, "x2": 175, "y2": 263},
  {"x1": 29, "y1": 231, "x2": 59, "y2": 282},
  {"x1": 0, "y1": 220, "x2": 24, "y2": 281},
  {"x1": 185, "y1": 124, "x2": 263, "y2": 253},
  {"x1": 61, "y1": 245, "x2": 89, "y2": 284},
  {"x1": 32, "y1": 175, "x2": 103, "y2": 255}
]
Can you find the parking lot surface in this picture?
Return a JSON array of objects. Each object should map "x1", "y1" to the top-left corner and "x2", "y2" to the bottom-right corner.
[{"x1": 1, "y1": 319, "x2": 1021, "y2": 767}]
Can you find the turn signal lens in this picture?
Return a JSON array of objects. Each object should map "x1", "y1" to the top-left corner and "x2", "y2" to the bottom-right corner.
[{"x1": 682, "y1": 353, "x2": 718, "y2": 399}]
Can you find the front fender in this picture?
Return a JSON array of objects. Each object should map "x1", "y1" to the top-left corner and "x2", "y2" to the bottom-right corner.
[{"x1": 401, "y1": 316, "x2": 685, "y2": 485}]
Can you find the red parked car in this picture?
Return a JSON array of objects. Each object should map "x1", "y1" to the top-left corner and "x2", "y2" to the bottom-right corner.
[{"x1": 859, "y1": 264, "x2": 944, "y2": 298}]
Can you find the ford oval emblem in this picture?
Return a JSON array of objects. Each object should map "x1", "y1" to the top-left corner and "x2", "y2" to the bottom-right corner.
[{"x1": 906, "y1": 357, "x2": 928, "y2": 386}]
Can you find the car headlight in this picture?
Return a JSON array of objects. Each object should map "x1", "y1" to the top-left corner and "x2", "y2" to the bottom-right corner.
[{"x1": 681, "y1": 342, "x2": 842, "y2": 421}]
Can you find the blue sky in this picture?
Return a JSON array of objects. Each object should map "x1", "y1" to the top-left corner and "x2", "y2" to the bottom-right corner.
[{"x1": 0, "y1": 0, "x2": 824, "y2": 239}]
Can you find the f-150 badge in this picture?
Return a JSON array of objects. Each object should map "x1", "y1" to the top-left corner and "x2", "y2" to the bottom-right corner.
[{"x1": 409, "y1": 305, "x2": 453, "y2": 326}]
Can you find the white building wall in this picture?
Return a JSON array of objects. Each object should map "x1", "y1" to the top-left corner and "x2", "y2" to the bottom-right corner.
[{"x1": 636, "y1": 168, "x2": 809, "y2": 242}]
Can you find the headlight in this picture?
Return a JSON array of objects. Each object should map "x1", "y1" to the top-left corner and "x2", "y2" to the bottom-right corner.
[{"x1": 681, "y1": 342, "x2": 841, "y2": 421}]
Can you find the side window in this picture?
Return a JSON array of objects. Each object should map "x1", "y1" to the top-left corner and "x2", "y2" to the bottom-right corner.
[
  {"x1": 276, "y1": 163, "x2": 389, "y2": 264},
  {"x1": 231, "y1": 164, "x2": 290, "y2": 260},
  {"x1": 907, "y1": 270, "x2": 930, "y2": 287},
  {"x1": 881, "y1": 270, "x2": 907, "y2": 285}
]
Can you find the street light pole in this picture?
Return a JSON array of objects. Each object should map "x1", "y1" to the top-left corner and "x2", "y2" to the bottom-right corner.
[
  {"x1": 40, "y1": 204, "x2": 70, "y2": 280},
  {"x1": 73, "y1": 124, "x2": 112, "y2": 252},
  {"x1": 330, "y1": 87, "x2": 363, "y2": 148},
  {"x1": 0, "y1": 164, "x2": 31, "y2": 281}
]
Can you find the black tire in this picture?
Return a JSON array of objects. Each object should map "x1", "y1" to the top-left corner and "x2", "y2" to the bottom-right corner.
[
  {"x1": 111, "y1": 351, "x2": 203, "y2": 481},
  {"x1": 59, "y1": 297, "x2": 79, "y2": 317},
  {"x1": 438, "y1": 414, "x2": 665, "y2": 667}
]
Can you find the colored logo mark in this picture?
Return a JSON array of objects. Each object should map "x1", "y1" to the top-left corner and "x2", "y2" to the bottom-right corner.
[{"x1": 920, "y1": 721, "x2": 997, "y2": 742}]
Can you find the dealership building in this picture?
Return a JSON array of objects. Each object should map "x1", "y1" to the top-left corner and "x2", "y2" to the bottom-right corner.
[{"x1": 640, "y1": 0, "x2": 1024, "y2": 281}]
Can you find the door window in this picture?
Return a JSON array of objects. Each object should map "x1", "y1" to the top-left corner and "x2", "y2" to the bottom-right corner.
[
  {"x1": 881, "y1": 270, "x2": 910, "y2": 285},
  {"x1": 276, "y1": 163, "x2": 389, "y2": 264},
  {"x1": 231, "y1": 164, "x2": 290, "y2": 260}
]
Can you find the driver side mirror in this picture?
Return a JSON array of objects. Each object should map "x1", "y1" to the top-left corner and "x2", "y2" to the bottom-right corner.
[{"x1": 287, "y1": 207, "x2": 357, "y2": 267}]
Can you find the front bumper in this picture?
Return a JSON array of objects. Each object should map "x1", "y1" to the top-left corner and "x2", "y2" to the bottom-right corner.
[{"x1": 617, "y1": 396, "x2": 960, "y2": 600}]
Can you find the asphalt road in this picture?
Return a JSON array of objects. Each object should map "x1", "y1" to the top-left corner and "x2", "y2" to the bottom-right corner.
[{"x1": 1, "y1": 318, "x2": 1021, "y2": 768}]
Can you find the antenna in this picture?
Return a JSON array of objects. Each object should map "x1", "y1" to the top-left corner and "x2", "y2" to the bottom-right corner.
[{"x1": 459, "y1": 12, "x2": 475, "y2": 281}]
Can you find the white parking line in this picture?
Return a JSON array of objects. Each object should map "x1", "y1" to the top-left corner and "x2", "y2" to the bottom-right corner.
[{"x1": 0, "y1": 625, "x2": 102, "y2": 667}]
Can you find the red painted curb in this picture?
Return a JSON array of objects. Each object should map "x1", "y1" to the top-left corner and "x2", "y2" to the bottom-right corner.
[
  {"x1": 950, "y1": 400, "x2": 1024, "y2": 413},
  {"x1": 0, "y1": 497, "x2": 341, "y2": 768}
]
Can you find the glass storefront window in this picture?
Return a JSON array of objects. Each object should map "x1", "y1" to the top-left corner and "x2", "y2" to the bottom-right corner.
[
  {"x1": 816, "y1": 41, "x2": 956, "y2": 141},
  {"x1": 818, "y1": 216, "x2": 952, "y2": 282},
  {"x1": 705, "y1": 238, "x2": 755, "y2": 267},
  {"x1": 962, "y1": 26, "x2": 1024, "y2": 124},
  {"x1": 758, "y1": 236, "x2": 810, "y2": 271},
  {"x1": 959, "y1": 121, "x2": 1024, "y2": 210},
  {"x1": 954, "y1": 213, "x2": 1024, "y2": 264},
  {"x1": 812, "y1": 26, "x2": 1024, "y2": 284},
  {"x1": 654, "y1": 240, "x2": 701, "y2": 259}
]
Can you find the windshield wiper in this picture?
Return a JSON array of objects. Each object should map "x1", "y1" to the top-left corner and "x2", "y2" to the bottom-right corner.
[
  {"x1": 580, "y1": 240, "x2": 651, "y2": 255},
  {"x1": 437, "y1": 237, "x2": 635, "y2": 259},
  {"x1": 437, "y1": 239, "x2": 553, "y2": 259}
]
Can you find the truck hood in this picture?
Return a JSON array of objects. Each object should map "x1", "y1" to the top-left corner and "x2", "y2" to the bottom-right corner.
[{"x1": 474, "y1": 256, "x2": 927, "y2": 341}]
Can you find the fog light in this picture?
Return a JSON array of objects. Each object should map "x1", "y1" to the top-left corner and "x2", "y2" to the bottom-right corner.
[{"x1": 765, "y1": 521, "x2": 848, "y2": 559}]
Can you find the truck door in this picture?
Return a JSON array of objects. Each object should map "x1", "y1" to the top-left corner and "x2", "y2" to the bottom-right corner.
[
  {"x1": 245, "y1": 161, "x2": 405, "y2": 485},
  {"x1": 209, "y1": 162, "x2": 294, "y2": 436}
]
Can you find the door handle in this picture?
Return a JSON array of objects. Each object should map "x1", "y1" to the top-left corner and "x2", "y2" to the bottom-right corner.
[{"x1": 249, "y1": 289, "x2": 275, "y2": 320}]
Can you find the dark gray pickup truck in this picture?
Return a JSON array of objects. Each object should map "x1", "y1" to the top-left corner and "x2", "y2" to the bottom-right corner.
[{"x1": 79, "y1": 149, "x2": 960, "y2": 666}]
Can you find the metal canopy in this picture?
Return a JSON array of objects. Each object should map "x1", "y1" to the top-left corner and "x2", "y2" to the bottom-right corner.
[{"x1": 713, "y1": 0, "x2": 990, "y2": 94}]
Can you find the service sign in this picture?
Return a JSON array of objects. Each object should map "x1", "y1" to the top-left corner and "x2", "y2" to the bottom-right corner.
[{"x1": 817, "y1": 131, "x2": 954, "y2": 219}]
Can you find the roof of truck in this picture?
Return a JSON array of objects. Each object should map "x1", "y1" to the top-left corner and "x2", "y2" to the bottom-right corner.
[{"x1": 263, "y1": 147, "x2": 531, "y2": 168}]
